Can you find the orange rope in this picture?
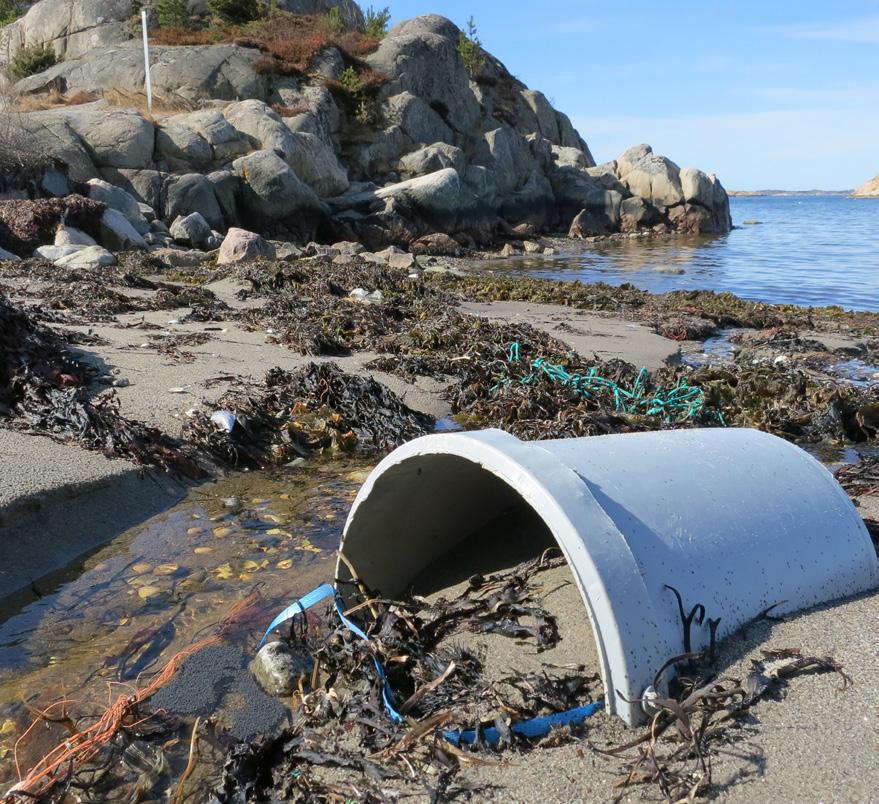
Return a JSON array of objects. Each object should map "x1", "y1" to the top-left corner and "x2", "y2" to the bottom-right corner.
[{"x1": 4, "y1": 590, "x2": 263, "y2": 801}]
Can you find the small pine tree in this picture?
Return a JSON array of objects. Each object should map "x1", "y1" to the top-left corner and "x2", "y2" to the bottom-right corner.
[
  {"x1": 156, "y1": 0, "x2": 190, "y2": 28},
  {"x1": 207, "y1": 0, "x2": 259, "y2": 24},
  {"x1": 457, "y1": 15, "x2": 485, "y2": 77},
  {"x1": 9, "y1": 44, "x2": 56, "y2": 79},
  {"x1": 323, "y1": 6, "x2": 343, "y2": 34},
  {"x1": 363, "y1": 5, "x2": 390, "y2": 38}
]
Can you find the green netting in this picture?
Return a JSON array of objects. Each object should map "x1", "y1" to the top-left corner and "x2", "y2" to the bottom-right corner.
[{"x1": 502, "y1": 342, "x2": 721, "y2": 423}]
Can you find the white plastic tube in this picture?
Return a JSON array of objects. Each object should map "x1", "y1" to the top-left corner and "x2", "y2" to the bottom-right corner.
[
  {"x1": 141, "y1": 9, "x2": 152, "y2": 112},
  {"x1": 337, "y1": 428, "x2": 878, "y2": 726}
]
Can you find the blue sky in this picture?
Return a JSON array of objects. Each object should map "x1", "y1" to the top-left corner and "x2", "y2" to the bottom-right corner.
[{"x1": 385, "y1": 1, "x2": 879, "y2": 190}]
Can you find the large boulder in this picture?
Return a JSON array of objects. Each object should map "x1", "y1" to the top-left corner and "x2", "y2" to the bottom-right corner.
[
  {"x1": 620, "y1": 153, "x2": 684, "y2": 208},
  {"x1": 164, "y1": 109, "x2": 251, "y2": 165},
  {"x1": 0, "y1": 0, "x2": 131, "y2": 69},
  {"x1": 223, "y1": 100, "x2": 348, "y2": 196},
  {"x1": 99, "y1": 207, "x2": 147, "y2": 250},
  {"x1": 382, "y1": 91, "x2": 454, "y2": 146},
  {"x1": 86, "y1": 178, "x2": 150, "y2": 234},
  {"x1": 61, "y1": 106, "x2": 155, "y2": 170},
  {"x1": 100, "y1": 168, "x2": 166, "y2": 211},
  {"x1": 472, "y1": 126, "x2": 536, "y2": 197},
  {"x1": 0, "y1": 111, "x2": 97, "y2": 182},
  {"x1": 156, "y1": 122, "x2": 213, "y2": 171},
  {"x1": 398, "y1": 143, "x2": 465, "y2": 177},
  {"x1": 170, "y1": 212, "x2": 213, "y2": 249},
  {"x1": 499, "y1": 169, "x2": 555, "y2": 225},
  {"x1": 207, "y1": 170, "x2": 242, "y2": 225},
  {"x1": 367, "y1": 15, "x2": 481, "y2": 137},
  {"x1": 162, "y1": 173, "x2": 224, "y2": 231},
  {"x1": 54, "y1": 244, "x2": 117, "y2": 268},
  {"x1": 550, "y1": 166, "x2": 622, "y2": 226},
  {"x1": 710, "y1": 174, "x2": 732, "y2": 230},
  {"x1": 619, "y1": 196, "x2": 661, "y2": 232},
  {"x1": 14, "y1": 44, "x2": 268, "y2": 104},
  {"x1": 217, "y1": 227, "x2": 275, "y2": 264},
  {"x1": 223, "y1": 100, "x2": 295, "y2": 158},
  {"x1": 278, "y1": 85, "x2": 341, "y2": 148},
  {"x1": 616, "y1": 143, "x2": 654, "y2": 177},
  {"x1": 518, "y1": 90, "x2": 560, "y2": 143},
  {"x1": 232, "y1": 149, "x2": 326, "y2": 225},
  {"x1": 283, "y1": 131, "x2": 349, "y2": 197},
  {"x1": 679, "y1": 167, "x2": 715, "y2": 208},
  {"x1": 346, "y1": 125, "x2": 410, "y2": 180}
]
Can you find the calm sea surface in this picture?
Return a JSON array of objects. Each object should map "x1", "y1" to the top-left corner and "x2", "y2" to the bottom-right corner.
[{"x1": 492, "y1": 196, "x2": 879, "y2": 312}]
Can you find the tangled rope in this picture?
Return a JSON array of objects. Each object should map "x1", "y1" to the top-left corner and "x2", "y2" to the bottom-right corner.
[
  {"x1": 4, "y1": 591, "x2": 263, "y2": 802},
  {"x1": 503, "y1": 342, "x2": 719, "y2": 423}
]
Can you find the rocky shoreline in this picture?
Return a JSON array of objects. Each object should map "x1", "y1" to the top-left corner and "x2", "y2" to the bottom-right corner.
[{"x1": 2, "y1": 5, "x2": 731, "y2": 262}]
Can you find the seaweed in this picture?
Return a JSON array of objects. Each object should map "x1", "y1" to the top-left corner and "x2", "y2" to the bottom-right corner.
[
  {"x1": 182, "y1": 362, "x2": 435, "y2": 468},
  {"x1": 210, "y1": 554, "x2": 600, "y2": 802},
  {"x1": 0, "y1": 295, "x2": 195, "y2": 472}
]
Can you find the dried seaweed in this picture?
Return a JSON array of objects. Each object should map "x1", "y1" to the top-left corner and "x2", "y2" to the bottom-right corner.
[
  {"x1": 596, "y1": 646, "x2": 851, "y2": 802},
  {"x1": 0, "y1": 295, "x2": 195, "y2": 472},
  {"x1": 229, "y1": 258, "x2": 441, "y2": 356},
  {"x1": 183, "y1": 363, "x2": 434, "y2": 468},
  {"x1": 836, "y1": 454, "x2": 879, "y2": 497},
  {"x1": 210, "y1": 555, "x2": 600, "y2": 802}
]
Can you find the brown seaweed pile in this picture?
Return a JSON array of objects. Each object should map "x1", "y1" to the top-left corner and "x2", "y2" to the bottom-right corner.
[
  {"x1": 210, "y1": 554, "x2": 601, "y2": 802},
  {"x1": 233, "y1": 259, "x2": 441, "y2": 356},
  {"x1": 0, "y1": 258, "x2": 225, "y2": 324},
  {"x1": 0, "y1": 295, "x2": 192, "y2": 472},
  {"x1": 182, "y1": 363, "x2": 434, "y2": 468}
]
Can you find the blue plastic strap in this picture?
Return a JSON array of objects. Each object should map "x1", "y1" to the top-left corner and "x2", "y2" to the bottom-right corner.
[
  {"x1": 257, "y1": 582, "x2": 335, "y2": 647},
  {"x1": 335, "y1": 597, "x2": 405, "y2": 723},
  {"x1": 259, "y1": 585, "x2": 603, "y2": 739},
  {"x1": 443, "y1": 701, "x2": 604, "y2": 746}
]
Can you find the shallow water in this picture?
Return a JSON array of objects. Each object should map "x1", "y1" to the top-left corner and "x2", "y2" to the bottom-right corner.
[
  {"x1": 488, "y1": 196, "x2": 879, "y2": 312},
  {"x1": 0, "y1": 461, "x2": 368, "y2": 792}
]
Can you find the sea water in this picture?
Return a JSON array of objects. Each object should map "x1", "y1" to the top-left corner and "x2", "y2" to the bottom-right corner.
[{"x1": 492, "y1": 195, "x2": 879, "y2": 312}]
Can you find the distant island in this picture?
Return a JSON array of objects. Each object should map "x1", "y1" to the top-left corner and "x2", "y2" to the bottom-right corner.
[{"x1": 728, "y1": 189, "x2": 852, "y2": 197}]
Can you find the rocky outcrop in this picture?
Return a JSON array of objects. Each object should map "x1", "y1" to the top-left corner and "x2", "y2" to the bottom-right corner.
[
  {"x1": 852, "y1": 174, "x2": 879, "y2": 198},
  {"x1": 14, "y1": 43, "x2": 268, "y2": 102},
  {"x1": 0, "y1": 7, "x2": 732, "y2": 249},
  {"x1": 0, "y1": 0, "x2": 132, "y2": 69}
]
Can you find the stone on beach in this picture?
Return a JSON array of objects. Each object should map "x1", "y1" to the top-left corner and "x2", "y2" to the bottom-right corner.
[{"x1": 217, "y1": 227, "x2": 275, "y2": 264}]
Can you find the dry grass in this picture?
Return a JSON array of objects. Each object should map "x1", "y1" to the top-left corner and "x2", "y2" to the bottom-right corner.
[
  {"x1": 270, "y1": 102, "x2": 308, "y2": 117},
  {"x1": 7, "y1": 88, "x2": 99, "y2": 111},
  {"x1": 152, "y1": 11, "x2": 382, "y2": 76},
  {"x1": 5, "y1": 87, "x2": 195, "y2": 118}
]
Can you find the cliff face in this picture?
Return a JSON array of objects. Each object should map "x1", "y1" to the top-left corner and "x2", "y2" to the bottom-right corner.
[
  {"x1": 852, "y1": 175, "x2": 879, "y2": 198},
  {"x1": 0, "y1": 2, "x2": 731, "y2": 248}
]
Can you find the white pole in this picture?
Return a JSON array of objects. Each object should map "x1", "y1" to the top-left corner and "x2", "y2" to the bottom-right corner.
[{"x1": 141, "y1": 9, "x2": 153, "y2": 113}]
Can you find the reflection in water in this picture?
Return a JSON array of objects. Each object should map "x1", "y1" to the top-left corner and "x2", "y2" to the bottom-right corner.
[{"x1": 484, "y1": 196, "x2": 879, "y2": 312}]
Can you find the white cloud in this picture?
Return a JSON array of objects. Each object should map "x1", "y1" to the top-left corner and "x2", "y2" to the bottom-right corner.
[{"x1": 775, "y1": 15, "x2": 879, "y2": 43}]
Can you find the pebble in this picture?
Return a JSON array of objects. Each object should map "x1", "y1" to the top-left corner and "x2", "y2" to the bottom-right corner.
[{"x1": 249, "y1": 641, "x2": 313, "y2": 696}]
